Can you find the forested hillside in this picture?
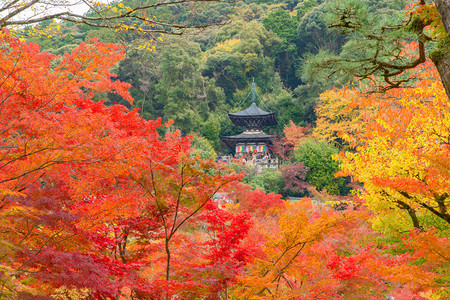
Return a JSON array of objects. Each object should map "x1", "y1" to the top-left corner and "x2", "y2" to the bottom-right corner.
[
  {"x1": 26, "y1": 1, "x2": 423, "y2": 154},
  {"x1": 25, "y1": 0, "x2": 389, "y2": 150}
]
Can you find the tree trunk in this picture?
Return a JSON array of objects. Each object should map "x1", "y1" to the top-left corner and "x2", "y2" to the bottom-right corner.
[
  {"x1": 431, "y1": 46, "x2": 450, "y2": 99},
  {"x1": 165, "y1": 239, "x2": 171, "y2": 281},
  {"x1": 435, "y1": 0, "x2": 450, "y2": 35},
  {"x1": 433, "y1": 0, "x2": 450, "y2": 99},
  {"x1": 396, "y1": 200, "x2": 422, "y2": 230}
]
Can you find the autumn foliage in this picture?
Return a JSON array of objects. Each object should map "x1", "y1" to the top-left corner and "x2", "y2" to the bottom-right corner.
[
  {"x1": 0, "y1": 32, "x2": 448, "y2": 299},
  {"x1": 336, "y1": 54, "x2": 450, "y2": 233},
  {"x1": 0, "y1": 30, "x2": 247, "y2": 299},
  {"x1": 314, "y1": 43, "x2": 449, "y2": 298}
]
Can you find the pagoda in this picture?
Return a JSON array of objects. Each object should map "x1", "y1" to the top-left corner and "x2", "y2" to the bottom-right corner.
[{"x1": 221, "y1": 80, "x2": 277, "y2": 154}]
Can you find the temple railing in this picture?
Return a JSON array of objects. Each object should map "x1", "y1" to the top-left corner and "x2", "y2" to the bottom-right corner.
[{"x1": 216, "y1": 155, "x2": 279, "y2": 171}]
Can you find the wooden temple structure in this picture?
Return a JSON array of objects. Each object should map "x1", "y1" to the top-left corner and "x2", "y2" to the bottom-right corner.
[
  {"x1": 219, "y1": 80, "x2": 279, "y2": 171},
  {"x1": 221, "y1": 80, "x2": 277, "y2": 154}
]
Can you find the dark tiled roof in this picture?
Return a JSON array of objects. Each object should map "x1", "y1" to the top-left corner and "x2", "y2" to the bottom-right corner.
[
  {"x1": 228, "y1": 103, "x2": 277, "y2": 128},
  {"x1": 221, "y1": 132, "x2": 275, "y2": 149},
  {"x1": 229, "y1": 102, "x2": 272, "y2": 117},
  {"x1": 222, "y1": 132, "x2": 274, "y2": 139}
]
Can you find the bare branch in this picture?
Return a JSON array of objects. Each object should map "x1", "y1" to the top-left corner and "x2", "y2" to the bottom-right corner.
[{"x1": 0, "y1": 0, "x2": 233, "y2": 36}]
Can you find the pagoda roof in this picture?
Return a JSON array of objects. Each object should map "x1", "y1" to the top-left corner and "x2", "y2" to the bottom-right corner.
[
  {"x1": 228, "y1": 103, "x2": 277, "y2": 127},
  {"x1": 229, "y1": 102, "x2": 272, "y2": 117},
  {"x1": 221, "y1": 131, "x2": 275, "y2": 150}
]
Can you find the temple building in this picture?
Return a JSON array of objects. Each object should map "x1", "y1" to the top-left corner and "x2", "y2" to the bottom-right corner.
[{"x1": 221, "y1": 81, "x2": 277, "y2": 155}]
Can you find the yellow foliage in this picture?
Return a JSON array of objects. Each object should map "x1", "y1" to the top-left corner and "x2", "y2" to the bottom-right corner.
[
  {"x1": 338, "y1": 60, "x2": 450, "y2": 232},
  {"x1": 12, "y1": 21, "x2": 64, "y2": 39},
  {"x1": 314, "y1": 88, "x2": 377, "y2": 147},
  {"x1": 213, "y1": 39, "x2": 241, "y2": 52},
  {"x1": 0, "y1": 189, "x2": 26, "y2": 197},
  {"x1": 53, "y1": 287, "x2": 90, "y2": 299}
]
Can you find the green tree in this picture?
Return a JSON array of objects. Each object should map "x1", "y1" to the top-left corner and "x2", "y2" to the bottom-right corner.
[
  {"x1": 263, "y1": 8, "x2": 300, "y2": 88},
  {"x1": 113, "y1": 37, "x2": 227, "y2": 137},
  {"x1": 295, "y1": 0, "x2": 319, "y2": 20},
  {"x1": 190, "y1": 134, "x2": 217, "y2": 159},
  {"x1": 202, "y1": 49, "x2": 248, "y2": 99},
  {"x1": 201, "y1": 21, "x2": 281, "y2": 100},
  {"x1": 297, "y1": 2, "x2": 346, "y2": 54},
  {"x1": 201, "y1": 114, "x2": 223, "y2": 149},
  {"x1": 269, "y1": 88, "x2": 308, "y2": 130},
  {"x1": 305, "y1": 0, "x2": 450, "y2": 98},
  {"x1": 274, "y1": 0, "x2": 303, "y2": 11},
  {"x1": 294, "y1": 139, "x2": 349, "y2": 195},
  {"x1": 293, "y1": 1, "x2": 349, "y2": 126},
  {"x1": 244, "y1": 168, "x2": 285, "y2": 195}
]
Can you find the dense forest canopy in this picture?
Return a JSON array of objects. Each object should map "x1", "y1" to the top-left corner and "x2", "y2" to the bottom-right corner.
[
  {"x1": 16, "y1": 0, "x2": 450, "y2": 149},
  {"x1": 18, "y1": 0, "x2": 359, "y2": 147}
]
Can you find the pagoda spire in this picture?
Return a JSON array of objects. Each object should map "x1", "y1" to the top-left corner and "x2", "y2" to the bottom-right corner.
[{"x1": 251, "y1": 78, "x2": 256, "y2": 104}]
